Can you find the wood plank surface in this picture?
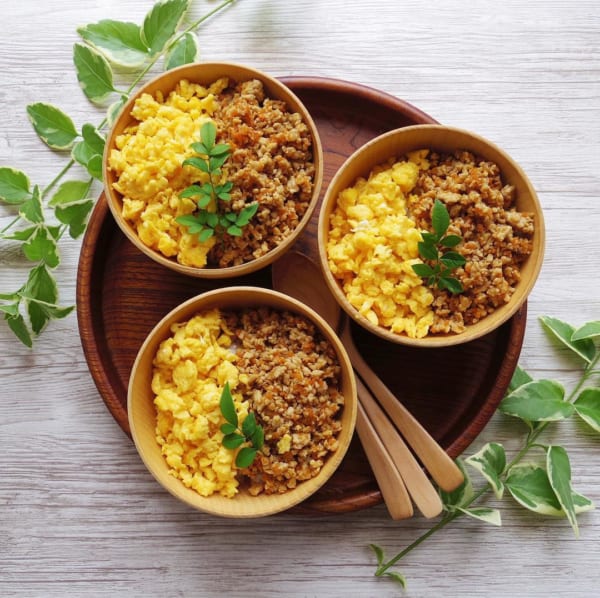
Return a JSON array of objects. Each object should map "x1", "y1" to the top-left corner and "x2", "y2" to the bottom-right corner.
[{"x1": 1, "y1": 1, "x2": 599, "y2": 596}]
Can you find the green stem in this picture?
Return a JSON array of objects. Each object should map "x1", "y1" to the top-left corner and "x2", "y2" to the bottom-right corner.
[
  {"x1": 1, "y1": 215, "x2": 21, "y2": 235},
  {"x1": 41, "y1": 159, "x2": 75, "y2": 199}
]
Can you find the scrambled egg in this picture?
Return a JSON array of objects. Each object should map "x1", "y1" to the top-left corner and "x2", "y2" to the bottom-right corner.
[
  {"x1": 152, "y1": 309, "x2": 249, "y2": 498},
  {"x1": 108, "y1": 78, "x2": 230, "y2": 268},
  {"x1": 327, "y1": 152, "x2": 434, "y2": 338}
]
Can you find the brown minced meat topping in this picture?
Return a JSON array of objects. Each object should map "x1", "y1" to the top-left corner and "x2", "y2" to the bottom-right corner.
[
  {"x1": 224, "y1": 308, "x2": 345, "y2": 496},
  {"x1": 407, "y1": 150, "x2": 535, "y2": 334},
  {"x1": 209, "y1": 79, "x2": 315, "y2": 267}
]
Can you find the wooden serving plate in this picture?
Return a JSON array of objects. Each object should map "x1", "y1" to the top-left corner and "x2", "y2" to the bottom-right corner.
[{"x1": 76, "y1": 77, "x2": 526, "y2": 515}]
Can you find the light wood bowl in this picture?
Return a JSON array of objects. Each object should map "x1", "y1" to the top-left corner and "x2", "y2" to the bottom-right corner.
[
  {"x1": 317, "y1": 124, "x2": 545, "y2": 347},
  {"x1": 128, "y1": 287, "x2": 357, "y2": 518},
  {"x1": 103, "y1": 62, "x2": 323, "y2": 279}
]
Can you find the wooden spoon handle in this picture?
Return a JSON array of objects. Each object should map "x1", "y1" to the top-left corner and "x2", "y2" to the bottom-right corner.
[
  {"x1": 355, "y1": 402, "x2": 414, "y2": 520},
  {"x1": 355, "y1": 377, "x2": 443, "y2": 518},
  {"x1": 342, "y1": 322, "x2": 464, "y2": 493}
]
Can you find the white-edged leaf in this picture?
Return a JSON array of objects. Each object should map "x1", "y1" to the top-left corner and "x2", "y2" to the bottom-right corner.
[
  {"x1": 23, "y1": 263, "x2": 58, "y2": 304},
  {"x1": 26, "y1": 103, "x2": 78, "y2": 150},
  {"x1": 22, "y1": 227, "x2": 59, "y2": 267},
  {"x1": 77, "y1": 19, "x2": 149, "y2": 69},
  {"x1": 540, "y1": 315, "x2": 596, "y2": 364},
  {"x1": 142, "y1": 0, "x2": 190, "y2": 56},
  {"x1": 499, "y1": 379, "x2": 573, "y2": 423},
  {"x1": 439, "y1": 459, "x2": 474, "y2": 511},
  {"x1": 572, "y1": 321, "x2": 600, "y2": 342},
  {"x1": 572, "y1": 491, "x2": 595, "y2": 514},
  {"x1": 574, "y1": 388, "x2": 600, "y2": 433},
  {"x1": 71, "y1": 124, "x2": 105, "y2": 180},
  {"x1": 508, "y1": 365, "x2": 533, "y2": 393},
  {"x1": 506, "y1": 463, "x2": 564, "y2": 516},
  {"x1": 73, "y1": 42, "x2": 116, "y2": 104},
  {"x1": 465, "y1": 442, "x2": 506, "y2": 499},
  {"x1": 0, "y1": 167, "x2": 31, "y2": 204},
  {"x1": 49, "y1": 180, "x2": 91, "y2": 207},
  {"x1": 18, "y1": 186, "x2": 43, "y2": 224},
  {"x1": 5, "y1": 313, "x2": 33, "y2": 347},
  {"x1": 164, "y1": 32, "x2": 199, "y2": 70},
  {"x1": 369, "y1": 543, "x2": 385, "y2": 566},
  {"x1": 54, "y1": 199, "x2": 94, "y2": 239},
  {"x1": 547, "y1": 446, "x2": 579, "y2": 537},
  {"x1": 457, "y1": 506, "x2": 502, "y2": 526}
]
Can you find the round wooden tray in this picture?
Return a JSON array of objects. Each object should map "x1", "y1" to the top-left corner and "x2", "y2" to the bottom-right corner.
[{"x1": 76, "y1": 76, "x2": 527, "y2": 515}]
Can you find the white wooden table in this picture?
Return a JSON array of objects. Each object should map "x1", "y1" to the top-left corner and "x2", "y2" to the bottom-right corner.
[{"x1": 2, "y1": 1, "x2": 599, "y2": 596}]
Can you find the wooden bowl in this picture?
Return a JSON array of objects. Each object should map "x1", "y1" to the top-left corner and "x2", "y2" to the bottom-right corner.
[
  {"x1": 127, "y1": 286, "x2": 357, "y2": 517},
  {"x1": 103, "y1": 62, "x2": 323, "y2": 279},
  {"x1": 317, "y1": 124, "x2": 545, "y2": 347}
]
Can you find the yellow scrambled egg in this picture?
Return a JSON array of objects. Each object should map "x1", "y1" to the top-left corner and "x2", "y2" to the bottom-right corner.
[
  {"x1": 108, "y1": 78, "x2": 230, "y2": 268},
  {"x1": 327, "y1": 152, "x2": 434, "y2": 338},
  {"x1": 152, "y1": 309, "x2": 249, "y2": 498}
]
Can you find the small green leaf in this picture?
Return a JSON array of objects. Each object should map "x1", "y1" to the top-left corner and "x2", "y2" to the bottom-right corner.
[
  {"x1": 369, "y1": 543, "x2": 385, "y2": 566},
  {"x1": 506, "y1": 463, "x2": 563, "y2": 516},
  {"x1": 2, "y1": 226, "x2": 36, "y2": 241},
  {"x1": 180, "y1": 185, "x2": 204, "y2": 199},
  {"x1": 431, "y1": 199, "x2": 450, "y2": 237},
  {"x1": 200, "y1": 121, "x2": 217, "y2": 148},
  {"x1": 77, "y1": 19, "x2": 149, "y2": 69},
  {"x1": 107, "y1": 96, "x2": 128, "y2": 127},
  {"x1": 499, "y1": 379, "x2": 573, "y2": 423},
  {"x1": 0, "y1": 303, "x2": 19, "y2": 317},
  {"x1": 235, "y1": 446, "x2": 258, "y2": 468},
  {"x1": 251, "y1": 425, "x2": 264, "y2": 450},
  {"x1": 219, "y1": 381, "x2": 238, "y2": 427},
  {"x1": 0, "y1": 167, "x2": 31, "y2": 204},
  {"x1": 236, "y1": 203, "x2": 259, "y2": 226},
  {"x1": 164, "y1": 31, "x2": 200, "y2": 70},
  {"x1": 457, "y1": 506, "x2": 502, "y2": 526},
  {"x1": 418, "y1": 241, "x2": 439, "y2": 261},
  {"x1": 19, "y1": 186, "x2": 44, "y2": 224},
  {"x1": 439, "y1": 251, "x2": 466, "y2": 269},
  {"x1": 220, "y1": 422, "x2": 237, "y2": 435},
  {"x1": 440, "y1": 459, "x2": 474, "y2": 511},
  {"x1": 571, "y1": 321, "x2": 600, "y2": 341},
  {"x1": 440, "y1": 234, "x2": 462, "y2": 248},
  {"x1": 437, "y1": 276, "x2": 463, "y2": 294},
  {"x1": 175, "y1": 214, "x2": 200, "y2": 227},
  {"x1": 412, "y1": 263, "x2": 435, "y2": 278},
  {"x1": 49, "y1": 180, "x2": 91, "y2": 206},
  {"x1": 72, "y1": 124, "x2": 106, "y2": 180},
  {"x1": 5, "y1": 313, "x2": 33, "y2": 347},
  {"x1": 73, "y1": 42, "x2": 116, "y2": 104},
  {"x1": 209, "y1": 154, "x2": 228, "y2": 171},
  {"x1": 26, "y1": 103, "x2": 79, "y2": 150},
  {"x1": 55, "y1": 199, "x2": 95, "y2": 238},
  {"x1": 205, "y1": 212, "x2": 218, "y2": 229},
  {"x1": 242, "y1": 412, "x2": 257, "y2": 437},
  {"x1": 183, "y1": 156, "x2": 209, "y2": 173},
  {"x1": 22, "y1": 227, "x2": 60, "y2": 267},
  {"x1": 82, "y1": 123, "x2": 106, "y2": 155},
  {"x1": 573, "y1": 388, "x2": 600, "y2": 433},
  {"x1": 420, "y1": 231, "x2": 438, "y2": 243},
  {"x1": 383, "y1": 571, "x2": 407, "y2": 589},
  {"x1": 540, "y1": 315, "x2": 596, "y2": 364},
  {"x1": 23, "y1": 263, "x2": 58, "y2": 304},
  {"x1": 190, "y1": 141, "x2": 209, "y2": 155},
  {"x1": 465, "y1": 442, "x2": 506, "y2": 499},
  {"x1": 198, "y1": 195, "x2": 212, "y2": 209},
  {"x1": 508, "y1": 365, "x2": 533, "y2": 393},
  {"x1": 227, "y1": 225, "x2": 243, "y2": 237},
  {"x1": 210, "y1": 144, "x2": 231, "y2": 158},
  {"x1": 142, "y1": 0, "x2": 190, "y2": 55},
  {"x1": 547, "y1": 446, "x2": 579, "y2": 537},
  {"x1": 222, "y1": 433, "x2": 245, "y2": 450}
]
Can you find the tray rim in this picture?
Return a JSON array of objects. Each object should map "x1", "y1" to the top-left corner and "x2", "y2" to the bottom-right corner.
[{"x1": 76, "y1": 75, "x2": 527, "y2": 513}]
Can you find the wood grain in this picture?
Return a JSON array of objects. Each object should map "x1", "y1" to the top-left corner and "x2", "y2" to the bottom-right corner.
[{"x1": 2, "y1": 1, "x2": 599, "y2": 596}]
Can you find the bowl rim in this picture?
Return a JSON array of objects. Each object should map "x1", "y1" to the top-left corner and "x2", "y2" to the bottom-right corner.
[
  {"x1": 317, "y1": 123, "x2": 546, "y2": 347},
  {"x1": 103, "y1": 61, "x2": 324, "y2": 279},
  {"x1": 127, "y1": 286, "x2": 357, "y2": 517}
]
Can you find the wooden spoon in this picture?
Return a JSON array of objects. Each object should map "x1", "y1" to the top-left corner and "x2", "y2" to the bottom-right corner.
[{"x1": 272, "y1": 251, "x2": 444, "y2": 517}]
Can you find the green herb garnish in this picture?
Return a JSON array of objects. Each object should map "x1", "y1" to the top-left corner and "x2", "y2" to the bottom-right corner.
[
  {"x1": 411, "y1": 198, "x2": 466, "y2": 294},
  {"x1": 176, "y1": 121, "x2": 258, "y2": 242},
  {"x1": 219, "y1": 381, "x2": 264, "y2": 468}
]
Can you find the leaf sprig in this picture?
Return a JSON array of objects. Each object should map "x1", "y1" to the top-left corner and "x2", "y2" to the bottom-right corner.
[
  {"x1": 0, "y1": 0, "x2": 235, "y2": 347},
  {"x1": 411, "y1": 198, "x2": 466, "y2": 294},
  {"x1": 176, "y1": 121, "x2": 258, "y2": 242},
  {"x1": 370, "y1": 315, "x2": 600, "y2": 589},
  {"x1": 219, "y1": 382, "x2": 264, "y2": 469}
]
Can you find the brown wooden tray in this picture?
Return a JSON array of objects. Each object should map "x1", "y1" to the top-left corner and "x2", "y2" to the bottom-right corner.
[{"x1": 76, "y1": 77, "x2": 527, "y2": 515}]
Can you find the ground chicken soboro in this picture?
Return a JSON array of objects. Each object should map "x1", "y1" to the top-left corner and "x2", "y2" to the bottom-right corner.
[
  {"x1": 108, "y1": 77, "x2": 314, "y2": 269},
  {"x1": 407, "y1": 150, "x2": 534, "y2": 334},
  {"x1": 224, "y1": 308, "x2": 345, "y2": 496}
]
